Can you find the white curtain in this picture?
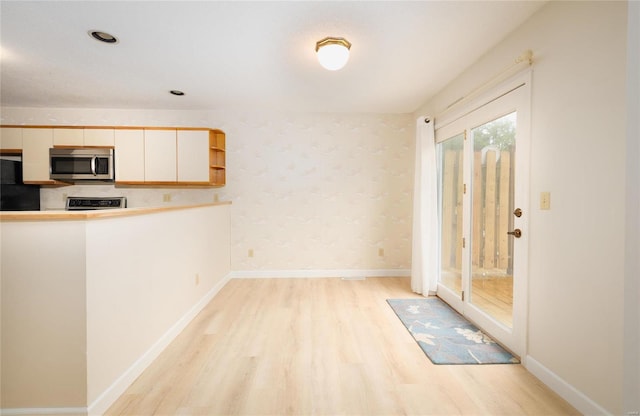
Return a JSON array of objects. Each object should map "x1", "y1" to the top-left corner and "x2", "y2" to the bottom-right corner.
[{"x1": 411, "y1": 116, "x2": 439, "y2": 295}]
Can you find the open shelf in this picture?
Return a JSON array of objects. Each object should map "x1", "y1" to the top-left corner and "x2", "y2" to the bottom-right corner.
[{"x1": 209, "y1": 130, "x2": 226, "y2": 186}]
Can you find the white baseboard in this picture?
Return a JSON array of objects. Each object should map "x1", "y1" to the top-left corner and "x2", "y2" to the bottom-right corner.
[
  {"x1": 0, "y1": 407, "x2": 86, "y2": 416},
  {"x1": 525, "y1": 355, "x2": 611, "y2": 415},
  {"x1": 229, "y1": 269, "x2": 411, "y2": 279},
  {"x1": 86, "y1": 273, "x2": 232, "y2": 416}
]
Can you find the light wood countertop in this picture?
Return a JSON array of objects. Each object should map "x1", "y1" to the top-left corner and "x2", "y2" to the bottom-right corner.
[{"x1": 0, "y1": 201, "x2": 231, "y2": 222}]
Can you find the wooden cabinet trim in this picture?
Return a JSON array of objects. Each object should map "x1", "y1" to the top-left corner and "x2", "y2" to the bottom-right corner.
[
  {"x1": 52, "y1": 145, "x2": 115, "y2": 149},
  {"x1": 116, "y1": 181, "x2": 223, "y2": 188},
  {"x1": 24, "y1": 180, "x2": 71, "y2": 186}
]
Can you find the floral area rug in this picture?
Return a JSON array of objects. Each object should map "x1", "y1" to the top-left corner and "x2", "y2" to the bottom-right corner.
[{"x1": 386, "y1": 298, "x2": 520, "y2": 365}]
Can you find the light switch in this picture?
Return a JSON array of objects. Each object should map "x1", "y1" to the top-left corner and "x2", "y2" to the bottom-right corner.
[{"x1": 540, "y1": 192, "x2": 551, "y2": 210}]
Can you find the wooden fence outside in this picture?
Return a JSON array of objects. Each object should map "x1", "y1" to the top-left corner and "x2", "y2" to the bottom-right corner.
[{"x1": 441, "y1": 149, "x2": 515, "y2": 276}]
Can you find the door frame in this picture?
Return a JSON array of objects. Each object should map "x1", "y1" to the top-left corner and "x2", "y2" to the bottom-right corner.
[{"x1": 435, "y1": 71, "x2": 532, "y2": 359}]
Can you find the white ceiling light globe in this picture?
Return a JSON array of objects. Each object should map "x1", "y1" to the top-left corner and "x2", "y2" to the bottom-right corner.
[
  {"x1": 315, "y1": 37, "x2": 351, "y2": 71},
  {"x1": 317, "y1": 43, "x2": 350, "y2": 71}
]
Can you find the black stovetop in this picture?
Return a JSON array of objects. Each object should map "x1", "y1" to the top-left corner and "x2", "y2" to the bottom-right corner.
[{"x1": 65, "y1": 197, "x2": 127, "y2": 210}]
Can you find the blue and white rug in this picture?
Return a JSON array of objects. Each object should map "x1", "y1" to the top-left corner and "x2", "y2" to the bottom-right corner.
[{"x1": 387, "y1": 298, "x2": 520, "y2": 365}]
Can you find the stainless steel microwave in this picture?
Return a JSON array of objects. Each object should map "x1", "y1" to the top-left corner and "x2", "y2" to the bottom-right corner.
[{"x1": 49, "y1": 148, "x2": 115, "y2": 181}]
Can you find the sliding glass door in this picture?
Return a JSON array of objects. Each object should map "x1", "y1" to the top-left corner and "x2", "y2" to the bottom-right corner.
[
  {"x1": 435, "y1": 76, "x2": 530, "y2": 356},
  {"x1": 437, "y1": 133, "x2": 465, "y2": 301},
  {"x1": 469, "y1": 112, "x2": 517, "y2": 328}
]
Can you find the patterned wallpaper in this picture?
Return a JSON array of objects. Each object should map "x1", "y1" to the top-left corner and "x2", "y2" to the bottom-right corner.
[{"x1": 1, "y1": 108, "x2": 414, "y2": 273}]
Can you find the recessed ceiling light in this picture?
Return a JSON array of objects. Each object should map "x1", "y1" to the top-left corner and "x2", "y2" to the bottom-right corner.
[
  {"x1": 170, "y1": 90, "x2": 185, "y2": 96},
  {"x1": 89, "y1": 30, "x2": 118, "y2": 44}
]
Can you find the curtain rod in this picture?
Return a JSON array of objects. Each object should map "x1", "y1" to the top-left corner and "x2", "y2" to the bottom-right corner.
[{"x1": 436, "y1": 49, "x2": 533, "y2": 120}]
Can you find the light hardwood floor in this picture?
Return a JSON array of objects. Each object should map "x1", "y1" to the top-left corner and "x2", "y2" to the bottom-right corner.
[
  {"x1": 441, "y1": 272, "x2": 514, "y2": 327},
  {"x1": 106, "y1": 277, "x2": 578, "y2": 415}
]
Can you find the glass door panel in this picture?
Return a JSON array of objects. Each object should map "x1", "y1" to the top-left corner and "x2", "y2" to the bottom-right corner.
[
  {"x1": 469, "y1": 112, "x2": 516, "y2": 328},
  {"x1": 437, "y1": 133, "x2": 465, "y2": 299},
  {"x1": 435, "y1": 77, "x2": 530, "y2": 356}
]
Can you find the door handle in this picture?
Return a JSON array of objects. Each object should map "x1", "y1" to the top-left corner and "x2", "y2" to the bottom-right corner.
[
  {"x1": 90, "y1": 156, "x2": 97, "y2": 176},
  {"x1": 507, "y1": 229, "x2": 522, "y2": 238}
]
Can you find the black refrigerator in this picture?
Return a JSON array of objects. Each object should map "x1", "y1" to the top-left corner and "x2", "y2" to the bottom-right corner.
[{"x1": 0, "y1": 158, "x2": 40, "y2": 211}]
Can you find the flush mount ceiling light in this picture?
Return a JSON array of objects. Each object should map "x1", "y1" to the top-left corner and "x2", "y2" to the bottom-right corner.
[
  {"x1": 170, "y1": 90, "x2": 185, "y2": 96},
  {"x1": 315, "y1": 37, "x2": 351, "y2": 71},
  {"x1": 89, "y1": 30, "x2": 118, "y2": 44}
]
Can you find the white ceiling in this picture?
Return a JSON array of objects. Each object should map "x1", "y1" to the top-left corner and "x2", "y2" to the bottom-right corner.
[{"x1": 0, "y1": 1, "x2": 546, "y2": 114}]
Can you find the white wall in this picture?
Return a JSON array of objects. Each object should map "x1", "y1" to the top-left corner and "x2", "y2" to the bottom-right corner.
[
  {"x1": 624, "y1": 1, "x2": 640, "y2": 414},
  {"x1": 0, "y1": 204, "x2": 231, "y2": 414},
  {"x1": 222, "y1": 112, "x2": 413, "y2": 273},
  {"x1": 86, "y1": 204, "x2": 231, "y2": 410},
  {"x1": 1, "y1": 221, "x2": 88, "y2": 408},
  {"x1": 416, "y1": 2, "x2": 628, "y2": 414},
  {"x1": 0, "y1": 109, "x2": 414, "y2": 274}
]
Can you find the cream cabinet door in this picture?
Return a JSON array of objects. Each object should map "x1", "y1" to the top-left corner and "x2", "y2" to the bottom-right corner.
[
  {"x1": 144, "y1": 129, "x2": 176, "y2": 182},
  {"x1": 177, "y1": 130, "x2": 209, "y2": 182},
  {"x1": 84, "y1": 129, "x2": 115, "y2": 147},
  {"x1": 22, "y1": 128, "x2": 53, "y2": 182},
  {"x1": 53, "y1": 128, "x2": 84, "y2": 146},
  {"x1": 114, "y1": 130, "x2": 145, "y2": 182},
  {"x1": 0, "y1": 127, "x2": 22, "y2": 150}
]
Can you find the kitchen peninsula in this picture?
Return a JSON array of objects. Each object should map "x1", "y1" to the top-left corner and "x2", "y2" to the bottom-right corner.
[{"x1": 0, "y1": 202, "x2": 231, "y2": 415}]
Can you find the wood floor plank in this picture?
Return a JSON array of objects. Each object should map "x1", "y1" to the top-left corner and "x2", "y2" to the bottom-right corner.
[{"x1": 106, "y1": 277, "x2": 578, "y2": 416}]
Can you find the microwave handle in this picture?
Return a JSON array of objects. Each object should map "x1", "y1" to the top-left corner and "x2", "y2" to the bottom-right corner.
[{"x1": 90, "y1": 157, "x2": 97, "y2": 176}]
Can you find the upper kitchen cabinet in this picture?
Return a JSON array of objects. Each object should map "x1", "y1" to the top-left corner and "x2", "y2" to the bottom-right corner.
[
  {"x1": 119, "y1": 128, "x2": 226, "y2": 187},
  {"x1": 144, "y1": 129, "x2": 177, "y2": 183},
  {"x1": 84, "y1": 128, "x2": 115, "y2": 147},
  {"x1": 177, "y1": 130, "x2": 210, "y2": 183},
  {"x1": 0, "y1": 127, "x2": 23, "y2": 153},
  {"x1": 53, "y1": 128, "x2": 83, "y2": 146},
  {"x1": 53, "y1": 128, "x2": 115, "y2": 147},
  {"x1": 114, "y1": 129, "x2": 145, "y2": 182},
  {"x1": 22, "y1": 128, "x2": 55, "y2": 184},
  {"x1": 0, "y1": 125, "x2": 225, "y2": 187}
]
